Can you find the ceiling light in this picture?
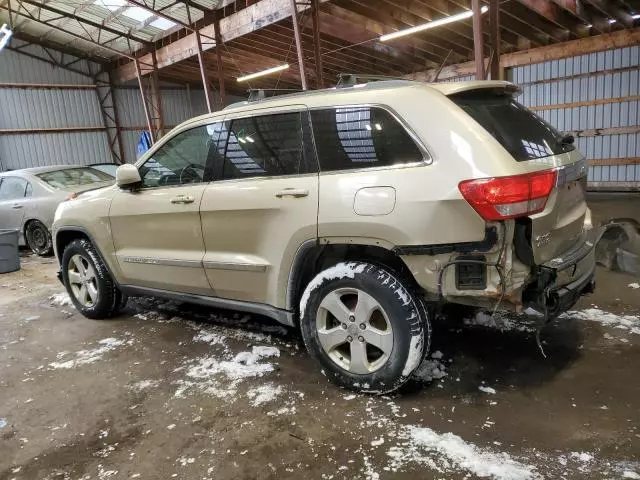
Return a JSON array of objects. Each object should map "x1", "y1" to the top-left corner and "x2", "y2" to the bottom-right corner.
[
  {"x1": 245, "y1": 136, "x2": 254, "y2": 143},
  {"x1": 380, "y1": 6, "x2": 488, "y2": 42},
  {"x1": 237, "y1": 64, "x2": 289, "y2": 82},
  {"x1": 0, "y1": 24, "x2": 13, "y2": 52},
  {"x1": 608, "y1": 18, "x2": 617, "y2": 24},
  {"x1": 632, "y1": 14, "x2": 640, "y2": 19},
  {"x1": 374, "y1": 123, "x2": 382, "y2": 131}
]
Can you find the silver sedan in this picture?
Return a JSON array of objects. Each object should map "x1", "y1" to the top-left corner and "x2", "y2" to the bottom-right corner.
[{"x1": 0, "y1": 166, "x2": 115, "y2": 256}]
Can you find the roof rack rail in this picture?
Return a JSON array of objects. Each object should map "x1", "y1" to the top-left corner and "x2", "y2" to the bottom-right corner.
[
  {"x1": 247, "y1": 88, "x2": 304, "y2": 102},
  {"x1": 336, "y1": 73, "x2": 406, "y2": 88}
]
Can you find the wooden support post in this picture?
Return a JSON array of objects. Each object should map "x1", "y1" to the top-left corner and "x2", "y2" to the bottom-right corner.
[
  {"x1": 489, "y1": 0, "x2": 501, "y2": 80},
  {"x1": 290, "y1": 0, "x2": 308, "y2": 90},
  {"x1": 186, "y1": 2, "x2": 213, "y2": 113},
  {"x1": 150, "y1": 50, "x2": 165, "y2": 138},
  {"x1": 472, "y1": 0, "x2": 485, "y2": 80},
  {"x1": 213, "y1": 11, "x2": 226, "y2": 108},
  {"x1": 311, "y1": 0, "x2": 323, "y2": 89},
  {"x1": 134, "y1": 58, "x2": 154, "y2": 144}
]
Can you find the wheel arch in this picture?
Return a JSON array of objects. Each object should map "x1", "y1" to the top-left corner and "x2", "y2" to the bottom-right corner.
[
  {"x1": 286, "y1": 241, "x2": 421, "y2": 323},
  {"x1": 55, "y1": 227, "x2": 121, "y2": 288}
]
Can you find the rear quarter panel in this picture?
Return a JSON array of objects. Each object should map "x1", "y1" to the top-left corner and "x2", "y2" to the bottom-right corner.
[{"x1": 316, "y1": 85, "x2": 528, "y2": 248}]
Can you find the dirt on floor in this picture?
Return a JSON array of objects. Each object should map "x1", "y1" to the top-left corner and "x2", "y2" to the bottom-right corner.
[{"x1": 0, "y1": 195, "x2": 639, "y2": 480}]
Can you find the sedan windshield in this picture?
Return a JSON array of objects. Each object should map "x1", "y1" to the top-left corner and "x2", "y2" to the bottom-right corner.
[{"x1": 36, "y1": 167, "x2": 114, "y2": 189}]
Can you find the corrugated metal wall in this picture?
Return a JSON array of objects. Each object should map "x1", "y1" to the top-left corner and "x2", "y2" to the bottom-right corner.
[
  {"x1": 0, "y1": 42, "x2": 218, "y2": 170},
  {"x1": 0, "y1": 40, "x2": 111, "y2": 170}
]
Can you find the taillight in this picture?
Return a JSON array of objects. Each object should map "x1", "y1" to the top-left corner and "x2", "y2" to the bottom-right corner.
[{"x1": 458, "y1": 170, "x2": 557, "y2": 221}]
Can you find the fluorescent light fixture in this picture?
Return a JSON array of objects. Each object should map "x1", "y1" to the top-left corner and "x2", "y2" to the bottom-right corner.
[
  {"x1": 374, "y1": 123, "x2": 382, "y2": 131},
  {"x1": 245, "y1": 136, "x2": 254, "y2": 143},
  {"x1": 380, "y1": 6, "x2": 488, "y2": 42},
  {"x1": 633, "y1": 14, "x2": 640, "y2": 19},
  {"x1": 608, "y1": 18, "x2": 617, "y2": 24},
  {"x1": 237, "y1": 64, "x2": 289, "y2": 82},
  {"x1": 0, "y1": 24, "x2": 12, "y2": 52}
]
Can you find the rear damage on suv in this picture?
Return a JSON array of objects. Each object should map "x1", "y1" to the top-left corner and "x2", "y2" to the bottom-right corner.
[{"x1": 401, "y1": 84, "x2": 603, "y2": 322}]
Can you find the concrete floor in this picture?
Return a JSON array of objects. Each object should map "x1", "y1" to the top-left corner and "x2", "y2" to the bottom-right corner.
[{"x1": 1, "y1": 195, "x2": 639, "y2": 480}]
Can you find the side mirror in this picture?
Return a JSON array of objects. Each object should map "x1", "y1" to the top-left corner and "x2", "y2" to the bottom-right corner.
[{"x1": 116, "y1": 164, "x2": 142, "y2": 189}]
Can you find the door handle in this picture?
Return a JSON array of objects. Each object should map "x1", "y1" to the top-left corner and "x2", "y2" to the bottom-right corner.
[
  {"x1": 170, "y1": 195, "x2": 195, "y2": 204},
  {"x1": 12, "y1": 204, "x2": 23, "y2": 209},
  {"x1": 275, "y1": 188, "x2": 309, "y2": 198}
]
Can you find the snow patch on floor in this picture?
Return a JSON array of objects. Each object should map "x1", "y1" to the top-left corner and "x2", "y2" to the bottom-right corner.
[
  {"x1": 175, "y1": 345, "x2": 279, "y2": 399},
  {"x1": 49, "y1": 338, "x2": 130, "y2": 369},
  {"x1": 413, "y1": 351, "x2": 448, "y2": 382},
  {"x1": 247, "y1": 383, "x2": 283, "y2": 406},
  {"x1": 479, "y1": 386, "x2": 497, "y2": 395},
  {"x1": 49, "y1": 292, "x2": 73, "y2": 307},
  {"x1": 129, "y1": 379, "x2": 160, "y2": 391},
  {"x1": 387, "y1": 425, "x2": 540, "y2": 480},
  {"x1": 563, "y1": 308, "x2": 640, "y2": 335},
  {"x1": 628, "y1": 283, "x2": 639, "y2": 289},
  {"x1": 0, "y1": 418, "x2": 7, "y2": 430}
]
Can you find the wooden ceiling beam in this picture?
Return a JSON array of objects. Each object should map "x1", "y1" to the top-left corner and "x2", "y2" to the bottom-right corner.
[
  {"x1": 340, "y1": 0, "x2": 475, "y2": 55},
  {"x1": 114, "y1": 0, "x2": 331, "y2": 82},
  {"x1": 324, "y1": 2, "x2": 466, "y2": 62},
  {"x1": 267, "y1": 22, "x2": 412, "y2": 73},
  {"x1": 242, "y1": 23, "x2": 405, "y2": 75},
  {"x1": 443, "y1": 0, "x2": 549, "y2": 47},
  {"x1": 581, "y1": 0, "x2": 635, "y2": 27},
  {"x1": 318, "y1": 4, "x2": 451, "y2": 68},
  {"x1": 504, "y1": 1, "x2": 572, "y2": 42},
  {"x1": 391, "y1": 0, "x2": 521, "y2": 48}
]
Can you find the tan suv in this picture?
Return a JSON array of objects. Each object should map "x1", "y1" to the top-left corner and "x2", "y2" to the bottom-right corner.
[{"x1": 53, "y1": 79, "x2": 601, "y2": 393}]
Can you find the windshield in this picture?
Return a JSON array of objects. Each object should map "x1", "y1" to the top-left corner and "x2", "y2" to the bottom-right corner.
[
  {"x1": 450, "y1": 90, "x2": 575, "y2": 162},
  {"x1": 37, "y1": 167, "x2": 114, "y2": 189}
]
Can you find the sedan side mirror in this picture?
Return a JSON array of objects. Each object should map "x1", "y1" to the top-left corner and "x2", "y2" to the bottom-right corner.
[{"x1": 116, "y1": 164, "x2": 142, "y2": 189}]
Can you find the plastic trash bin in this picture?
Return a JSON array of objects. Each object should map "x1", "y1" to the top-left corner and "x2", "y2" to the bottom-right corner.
[{"x1": 0, "y1": 229, "x2": 20, "y2": 273}]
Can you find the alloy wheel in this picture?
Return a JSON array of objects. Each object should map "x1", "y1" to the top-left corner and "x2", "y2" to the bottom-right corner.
[
  {"x1": 316, "y1": 287, "x2": 394, "y2": 374},
  {"x1": 67, "y1": 254, "x2": 99, "y2": 308}
]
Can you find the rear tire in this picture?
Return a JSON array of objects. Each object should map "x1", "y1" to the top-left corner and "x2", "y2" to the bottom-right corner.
[
  {"x1": 25, "y1": 220, "x2": 53, "y2": 256},
  {"x1": 299, "y1": 262, "x2": 430, "y2": 394},
  {"x1": 61, "y1": 239, "x2": 123, "y2": 319}
]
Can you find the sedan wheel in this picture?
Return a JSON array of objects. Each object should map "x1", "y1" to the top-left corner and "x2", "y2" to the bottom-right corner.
[{"x1": 67, "y1": 253, "x2": 99, "y2": 308}]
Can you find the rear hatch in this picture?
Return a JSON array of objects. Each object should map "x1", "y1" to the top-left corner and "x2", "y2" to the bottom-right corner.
[{"x1": 449, "y1": 87, "x2": 588, "y2": 264}]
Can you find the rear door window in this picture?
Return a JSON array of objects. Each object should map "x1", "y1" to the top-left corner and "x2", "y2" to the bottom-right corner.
[
  {"x1": 310, "y1": 106, "x2": 424, "y2": 172},
  {"x1": 450, "y1": 91, "x2": 575, "y2": 162},
  {"x1": 219, "y1": 111, "x2": 316, "y2": 180},
  {"x1": 0, "y1": 177, "x2": 28, "y2": 200}
]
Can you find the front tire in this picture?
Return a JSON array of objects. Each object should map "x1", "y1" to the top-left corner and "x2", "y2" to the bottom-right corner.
[
  {"x1": 25, "y1": 220, "x2": 53, "y2": 256},
  {"x1": 61, "y1": 239, "x2": 123, "y2": 319},
  {"x1": 299, "y1": 262, "x2": 430, "y2": 394}
]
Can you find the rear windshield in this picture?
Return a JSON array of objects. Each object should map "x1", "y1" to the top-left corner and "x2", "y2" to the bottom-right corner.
[
  {"x1": 450, "y1": 91, "x2": 575, "y2": 162},
  {"x1": 37, "y1": 167, "x2": 114, "y2": 189}
]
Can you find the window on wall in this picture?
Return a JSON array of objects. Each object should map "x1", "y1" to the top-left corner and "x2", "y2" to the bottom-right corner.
[
  {"x1": 309, "y1": 106, "x2": 424, "y2": 172},
  {"x1": 139, "y1": 123, "x2": 223, "y2": 188},
  {"x1": 0, "y1": 177, "x2": 28, "y2": 200},
  {"x1": 221, "y1": 112, "x2": 314, "y2": 180}
]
